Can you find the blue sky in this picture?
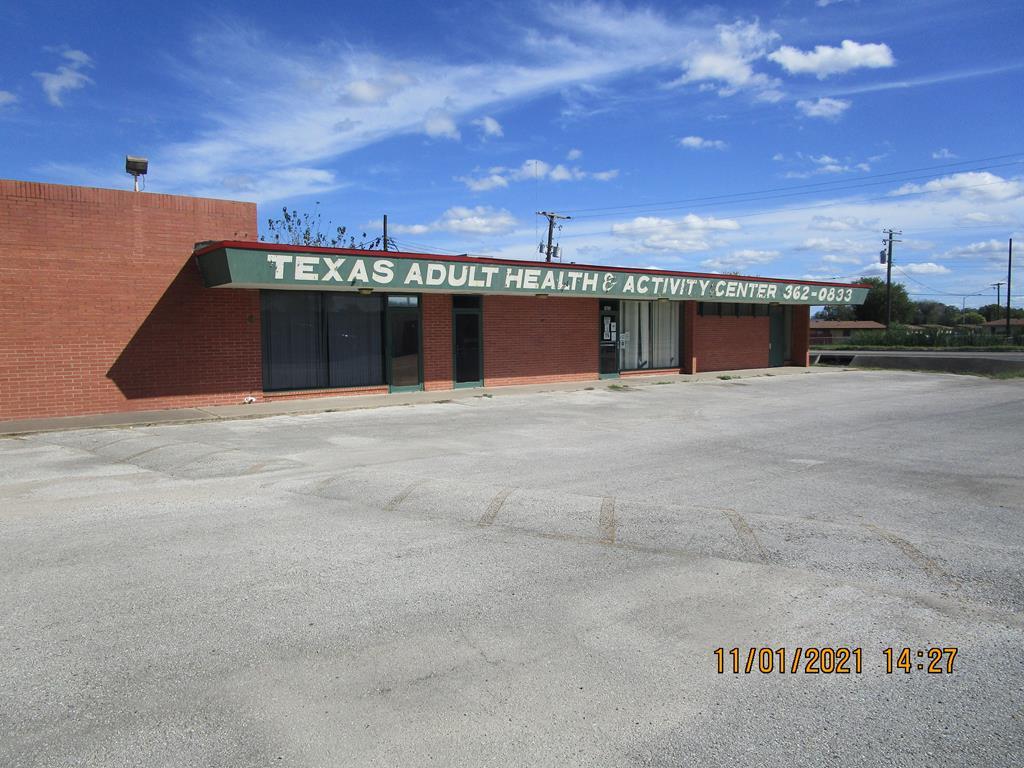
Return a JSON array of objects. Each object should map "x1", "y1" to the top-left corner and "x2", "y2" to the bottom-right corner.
[{"x1": 2, "y1": 0, "x2": 1022, "y2": 305}]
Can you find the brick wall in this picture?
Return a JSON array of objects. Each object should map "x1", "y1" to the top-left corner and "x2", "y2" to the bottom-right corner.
[
  {"x1": 692, "y1": 311, "x2": 770, "y2": 372},
  {"x1": 790, "y1": 305, "x2": 810, "y2": 366},
  {"x1": 483, "y1": 296, "x2": 598, "y2": 386},
  {"x1": 422, "y1": 293, "x2": 453, "y2": 391},
  {"x1": 0, "y1": 180, "x2": 259, "y2": 420}
]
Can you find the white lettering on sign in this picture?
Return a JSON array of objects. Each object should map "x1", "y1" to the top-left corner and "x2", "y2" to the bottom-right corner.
[
  {"x1": 295, "y1": 255, "x2": 319, "y2": 281},
  {"x1": 426, "y1": 263, "x2": 446, "y2": 286},
  {"x1": 243, "y1": 251, "x2": 859, "y2": 304},
  {"x1": 372, "y1": 259, "x2": 394, "y2": 284},
  {"x1": 405, "y1": 263, "x2": 423, "y2": 285},
  {"x1": 322, "y1": 257, "x2": 345, "y2": 282},
  {"x1": 348, "y1": 260, "x2": 369, "y2": 283},
  {"x1": 267, "y1": 253, "x2": 293, "y2": 279}
]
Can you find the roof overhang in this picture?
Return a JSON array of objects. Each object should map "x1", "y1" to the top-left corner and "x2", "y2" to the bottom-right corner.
[{"x1": 194, "y1": 241, "x2": 869, "y2": 306}]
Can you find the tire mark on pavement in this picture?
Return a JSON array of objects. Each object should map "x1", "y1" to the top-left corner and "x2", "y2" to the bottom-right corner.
[
  {"x1": 478, "y1": 488, "x2": 513, "y2": 526},
  {"x1": 722, "y1": 508, "x2": 770, "y2": 563},
  {"x1": 864, "y1": 523, "x2": 954, "y2": 585},
  {"x1": 599, "y1": 497, "x2": 617, "y2": 544},
  {"x1": 386, "y1": 479, "x2": 430, "y2": 511}
]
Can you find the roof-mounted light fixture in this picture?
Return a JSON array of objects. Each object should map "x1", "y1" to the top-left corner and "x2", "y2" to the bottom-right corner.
[{"x1": 125, "y1": 156, "x2": 148, "y2": 192}]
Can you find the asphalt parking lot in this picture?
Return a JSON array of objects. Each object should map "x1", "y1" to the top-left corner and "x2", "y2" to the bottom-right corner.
[{"x1": 2, "y1": 369, "x2": 1023, "y2": 767}]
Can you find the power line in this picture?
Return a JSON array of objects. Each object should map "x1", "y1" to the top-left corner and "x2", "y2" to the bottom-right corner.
[
  {"x1": 567, "y1": 160, "x2": 1024, "y2": 221},
  {"x1": 558, "y1": 175, "x2": 1024, "y2": 239},
  {"x1": 558, "y1": 152, "x2": 1024, "y2": 218}
]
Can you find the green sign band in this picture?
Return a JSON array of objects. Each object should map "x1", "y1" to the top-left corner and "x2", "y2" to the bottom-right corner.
[{"x1": 198, "y1": 246, "x2": 868, "y2": 306}]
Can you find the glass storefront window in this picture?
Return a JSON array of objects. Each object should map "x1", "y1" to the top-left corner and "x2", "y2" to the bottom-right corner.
[{"x1": 620, "y1": 300, "x2": 679, "y2": 370}]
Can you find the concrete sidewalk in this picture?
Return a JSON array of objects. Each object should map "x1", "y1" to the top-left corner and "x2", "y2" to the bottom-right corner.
[{"x1": 0, "y1": 366, "x2": 829, "y2": 436}]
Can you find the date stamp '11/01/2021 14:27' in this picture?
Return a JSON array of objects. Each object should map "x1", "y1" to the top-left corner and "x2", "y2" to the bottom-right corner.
[{"x1": 714, "y1": 647, "x2": 958, "y2": 675}]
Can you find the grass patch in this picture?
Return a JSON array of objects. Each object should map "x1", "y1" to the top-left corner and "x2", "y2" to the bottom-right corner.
[
  {"x1": 717, "y1": 375, "x2": 736, "y2": 381},
  {"x1": 814, "y1": 345, "x2": 1024, "y2": 352},
  {"x1": 607, "y1": 383, "x2": 632, "y2": 391}
]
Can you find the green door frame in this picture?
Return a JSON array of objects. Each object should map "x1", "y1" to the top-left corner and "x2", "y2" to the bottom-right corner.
[
  {"x1": 386, "y1": 295, "x2": 424, "y2": 393},
  {"x1": 452, "y1": 306, "x2": 484, "y2": 388},
  {"x1": 769, "y1": 305, "x2": 785, "y2": 367}
]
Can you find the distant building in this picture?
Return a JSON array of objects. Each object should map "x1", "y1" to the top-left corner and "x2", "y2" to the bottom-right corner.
[
  {"x1": 984, "y1": 318, "x2": 1024, "y2": 335},
  {"x1": 810, "y1": 320, "x2": 885, "y2": 344}
]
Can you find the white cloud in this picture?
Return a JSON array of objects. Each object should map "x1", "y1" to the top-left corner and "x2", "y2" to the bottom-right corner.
[
  {"x1": 567, "y1": 148, "x2": 583, "y2": 161},
  {"x1": 132, "y1": 7, "x2": 744, "y2": 200},
  {"x1": 0, "y1": 91, "x2": 16, "y2": 107},
  {"x1": 675, "y1": 20, "x2": 781, "y2": 98},
  {"x1": 611, "y1": 213, "x2": 740, "y2": 253},
  {"x1": 784, "y1": 152, "x2": 871, "y2": 178},
  {"x1": 821, "y1": 254, "x2": 864, "y2": 265},
  {"x1": 939, "y1": 239, "x2": 1009, "y2": 262},
  {"x1": 892, "y1": 171, "x2": 1024, "y2": 201},
  {"x1": 809, "y1": 215, "x2": 870, "y2": 231},
  {"x1": 33, "y1": 48, "x2": 94, "y2": 107},
  {"x1": 932, "y1": 148, "x2": 957, "y2": 159},
  {"x1": 394, "y1": 206, "x2": 517, "y2": 236},
  {"x1": 701, "y1": 249, "x2": 779, "y2": 271},
  {"x1": 472, "y1": 115, "x2": 503, "y2": 138},
  {"x1": 797, "y1": 237, "x2": 866, "y2": 255},
  {"x1": 897, "y1": 262, "x2": 951, "y2": 275},
  {"x1": 679, "y1": 135, "x2": 727, "y2": 150},
  {"x1": 769, "y1": 40, "x2": 895, "y2": 79},
  {"x1": 795, "y1": 97, "x2": 850, "y2": 119},
  {"x1": 458, "y1": 173, "x2": 509, "y2": 192},
  {"x1": 772, "y1": 152, "x2": 785, "y2": 161},
  {"x1": 423, "y1": 109, "x2": 460, "y2": 140},
  {"x1": 458, "y1": 157, "x2": 617, "y2": 191},
  {"x1": 549, "y1": 163, "x2": 585, "y2": 181},
  {"x1": 345, "y1": 73, "x2": 415, "y2": 104}
]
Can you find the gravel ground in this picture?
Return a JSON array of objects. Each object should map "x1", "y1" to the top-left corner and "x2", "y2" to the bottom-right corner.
[{"x1": 1, "y1": 369, "x2": 1022, "y2": 767}]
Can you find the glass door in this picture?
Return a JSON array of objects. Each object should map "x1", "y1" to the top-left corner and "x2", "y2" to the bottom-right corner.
[
  {"x1": 599, "y1": 300, "x2": 620, "y2": 378},
  {"x1": 453, "y1": 296, "x2": 483, "y2": 387},
  {"x1": 387, "y1": 295, "x2": 422, "y2": 391}
]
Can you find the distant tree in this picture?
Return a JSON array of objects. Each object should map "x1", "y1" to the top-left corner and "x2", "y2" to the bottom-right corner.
[
  {"x1": 912, "y1": 300, "x2": 960, "y2": 326},
  {"x1": 977, "y1": 303, "x2": 1024, "y2": 321},
  {"x1": 961, "y1": 311, "x2": 986, "y2": 325},
  {"x1": 260, "y1": 203, "x2": 396, "y2": 250},
  {"x1": 815, "y1": 305, "x2": 856, "y2": 321},
  {"x1": 854, "y1": 276, "x2": 913, "y2": 324}
]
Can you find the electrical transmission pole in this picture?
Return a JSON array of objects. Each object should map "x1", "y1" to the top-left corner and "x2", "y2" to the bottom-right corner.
[
  {"x1": 536, "y1": 211, "x2": 571, "y2": 262},
  {"x1": 1007, "y1": 238, "x2": 1013, "y2": 337},
  {"x1": 991, "y1": 282, "x2": 1005, "y2": 319},
  {"x1": 882, "y1": 228, "x2": 902, "y2": 329}
]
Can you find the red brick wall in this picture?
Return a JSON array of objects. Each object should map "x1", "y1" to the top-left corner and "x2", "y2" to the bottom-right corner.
[
  {"x1": 692, "y1": 311, "x2": 770, "y2": 372},
  {"x1": 790, "y1": 305, "x2": 810, "y2": 366},
  {"x1": 483, "y1": 296, "x2": 597, "y2": 386},
  {"x1": 422, "y1": 293, "x2": 453, "y2": 391},
  {"x1": 0, "y1": 180, "x2": 259, "y2": 421}
]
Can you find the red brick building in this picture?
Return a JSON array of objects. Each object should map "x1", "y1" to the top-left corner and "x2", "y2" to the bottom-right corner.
[{"x1": 0, "y1": 180, "x2": 866, "y2": 422}]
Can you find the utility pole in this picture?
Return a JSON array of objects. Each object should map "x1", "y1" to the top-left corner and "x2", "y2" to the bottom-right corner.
[
  {"x1": 382, "y1": 214, "x2": 389, "y2": 251},
  {"x1": 536, "y1": 211, "x2": 571, "y2": 263},
  {"x1": 1007, "y1": 238, "x2": 1014, "y2": 337},
  {"x1": 882, "y1": 229, "x2": 902, "y2": 329},
  {"x1": 991, "y1": 282, "x2": 1005, "y2": 319}
]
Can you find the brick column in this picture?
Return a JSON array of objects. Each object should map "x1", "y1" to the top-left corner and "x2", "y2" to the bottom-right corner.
[
  {"x1": 682, "y1": 301, "x2": 698, "y2": 373},
  {"x1": 791, "y1": 305, "x2": 810, "y2": 367},
  {"x1": 421, "y1": 293, "x2": 453, "y2": 390}
]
